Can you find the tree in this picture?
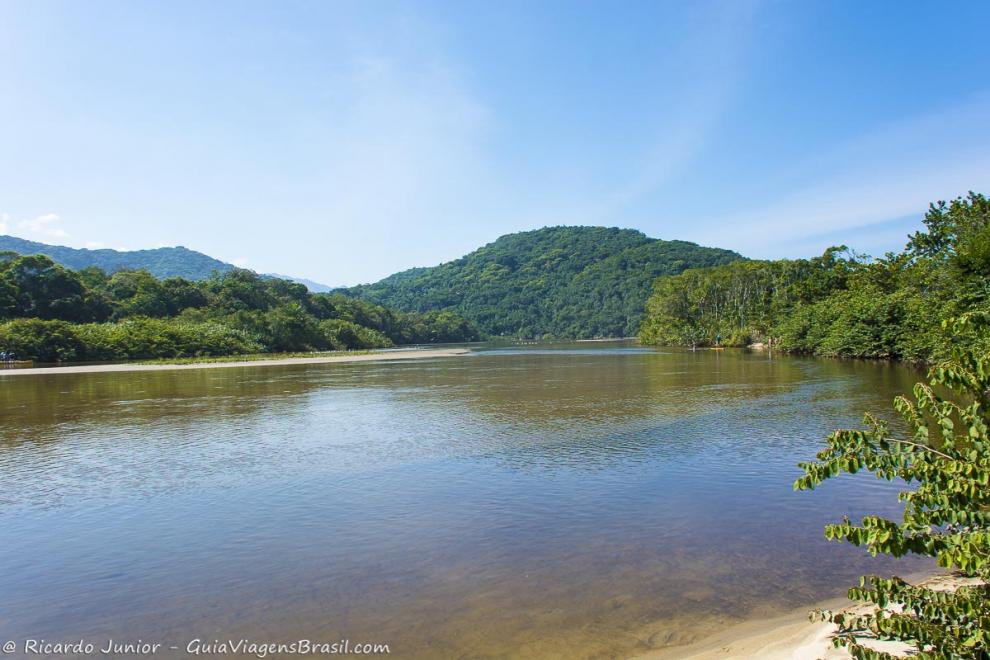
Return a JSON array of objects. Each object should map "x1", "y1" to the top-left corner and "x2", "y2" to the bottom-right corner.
[
  {"x1": 106, "y1": 270, "x2": 171, "y2": 318},
  {"x1": 0, "y1": 254, "x2": 94, "y2": 322},
  {"x1": 204, "y1": 268, "x2": 275, "y2": 313},
  {"x1": 0, "y1": 254, "x2": 478, "y2": 360},
  {"x1": 161, "y1": 277, "x2": 207, "y2": 315},
  {"x1": 262, "y1": 303, "x2": 324, "y2": 352},
  {"x1": 794, "y1": 313, "x2": 990, "y2": 658},
  {"x1": 908, "y1": 192, "x2": 990, "y2": 266},
  {"x1": 639, "y1": 195, "x2": 990, "y2": 362},
  {"x1": 0, "y1": 318, "x2": 83, "y2": 362},
  {"x1": 319, "y1": 318, "x2": 393, "y2": 350}
]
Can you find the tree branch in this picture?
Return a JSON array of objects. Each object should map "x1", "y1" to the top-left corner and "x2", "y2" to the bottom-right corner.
[{"x1": 889, "y1": 438, "x2": 956, "y2": 461}]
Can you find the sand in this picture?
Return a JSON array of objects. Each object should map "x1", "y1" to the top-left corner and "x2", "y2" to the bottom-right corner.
[
  {"x1": 0, "y1": 347, "x2": 472, "y2": 377},
  {"x1": 639, "y1": 572, "x2": 979, "y2": 659}
]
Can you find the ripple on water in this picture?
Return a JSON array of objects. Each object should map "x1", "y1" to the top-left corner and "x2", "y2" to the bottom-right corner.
[{"x1": 0, "y1": 345, "x2": 929, "y2": 657}]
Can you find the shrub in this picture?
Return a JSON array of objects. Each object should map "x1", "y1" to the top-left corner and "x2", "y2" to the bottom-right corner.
[
  {"x1": 74, "y1": 318, "x2": 261, "y2": 360},
  {"x1": 261, "y1": 303, "x2": 325, "y2": 352},
  {"x1": 0, "y1": 318, "x2": 83, "y2": 362},
  {"x1": 319, "y1": 319, "x2": 393, "y2": 350},
  {"x1": 795, "y1": 313, "x2": 990, "y2": 658}
]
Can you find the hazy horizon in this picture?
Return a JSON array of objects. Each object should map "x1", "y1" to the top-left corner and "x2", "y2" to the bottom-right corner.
[{"x1": 2, "y1": 1, "x2": 988, "y2": 284}]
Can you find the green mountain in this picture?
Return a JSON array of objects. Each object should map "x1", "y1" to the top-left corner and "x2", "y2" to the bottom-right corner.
[
  {"x1": 341, "y1": 226, "x2": 743, "y2": 338},
  {"x1": 0, "y1": 235, "x2": 234, "y2": 280},
  {"x1": 0, "y1": 235, "x2": 335, "y2": 291}
]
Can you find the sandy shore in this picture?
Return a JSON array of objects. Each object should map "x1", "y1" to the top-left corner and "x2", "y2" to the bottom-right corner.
[
  {"x1": 638, "y1": 595, "x2": 849, "y2": 660},
  {"x1": 0, "y1": 347, "x2": 472, "y2": 377},
  {"x1": 639, "y1": 572, "x2": 975, "y2": 659}
]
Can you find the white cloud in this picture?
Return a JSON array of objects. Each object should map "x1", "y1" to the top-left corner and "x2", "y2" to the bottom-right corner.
[
  {"x1": 231, "y1": 257, "x2": 248, "y2": 267},
  {"x1": 85, "y1": 241, "x2": 104, "y2": 249},
  {"x1": 16, "y1": 212, "x2": 69, "y2": 240}
]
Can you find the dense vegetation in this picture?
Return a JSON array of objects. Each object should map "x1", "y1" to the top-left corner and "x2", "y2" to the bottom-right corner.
[
  {"x1": 342, "y1": 226, "x2": 741, "y2": 338},
  {"x1": 796, "y1": 313, "x2": 990, "y2": 658},
  {"x1": 0, "y1": 255, "x2": 480, "y2": 362},
  {"x1": 640, "y1": 193, "x2": 990, "y2": 362}
]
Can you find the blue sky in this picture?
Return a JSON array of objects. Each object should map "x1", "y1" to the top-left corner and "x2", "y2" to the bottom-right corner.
[{"x1": 1, "y1": 1, "x2": 988, "y2": 285}]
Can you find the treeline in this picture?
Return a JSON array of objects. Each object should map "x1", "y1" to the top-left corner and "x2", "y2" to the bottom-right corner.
[
  {"x1": 0, "y1": 256, "x2": 480, "y2": 362},
  {"x1": 639, "y1": 193, "x2": 990, "y2": 362}
]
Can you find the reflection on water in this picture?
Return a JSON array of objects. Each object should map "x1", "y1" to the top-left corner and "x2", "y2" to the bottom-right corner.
[{"x1": 0, "y1": 344, "x2": 928, "y2": 658}]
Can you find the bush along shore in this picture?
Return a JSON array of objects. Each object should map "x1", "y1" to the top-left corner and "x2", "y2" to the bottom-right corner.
[
  {"x1": 639, "y1": 193, "x2": 990, "y2": 363},
  {"x1": 0, "y1": 261, "x2": 481, "y2": 362}
]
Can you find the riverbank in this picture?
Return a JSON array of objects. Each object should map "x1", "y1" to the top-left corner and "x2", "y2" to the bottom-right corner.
[
  {"x1": 0, "y1": 347, "x2": 472, "y2": 376},
  {"x1": 640, "y1": 571, "x2": 975, "y2": 659}
]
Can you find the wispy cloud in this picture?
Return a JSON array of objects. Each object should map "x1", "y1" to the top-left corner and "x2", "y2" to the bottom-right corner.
[
  {"x1": 608, "y1": 0, "x2": 764, "y2": 211},
  {"x1": 517, "y1": 0, "x2": 766, "y2": 229},
  {"x1": 15, "y1": 212, "x2": 70, "y2": 240},
  {"x1": 684, "y1": 94, "x2": 990, "y2": 257}
]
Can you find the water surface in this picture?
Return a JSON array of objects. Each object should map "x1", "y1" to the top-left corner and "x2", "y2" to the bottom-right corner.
[{"x1": 0, "y1": 344, "x2": 927, "y2": 658}]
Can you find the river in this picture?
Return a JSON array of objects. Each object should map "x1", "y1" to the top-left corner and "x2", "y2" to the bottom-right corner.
[{"x1": 0, "y1": 343, "x2": 928, "y2": 658}]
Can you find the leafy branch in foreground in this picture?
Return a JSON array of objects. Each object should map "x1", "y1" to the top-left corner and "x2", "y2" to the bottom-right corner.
[{"x1": 795, "y1": 313, "x2": 990, "y2": 659}]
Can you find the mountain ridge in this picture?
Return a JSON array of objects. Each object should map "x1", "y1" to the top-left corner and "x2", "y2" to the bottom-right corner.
[
  {"x1": 340, "y1": 226, "x2": 743, "y2": 338},
  {"x1": 0, "y1": 235, "x2": 333, "y2": 292}
]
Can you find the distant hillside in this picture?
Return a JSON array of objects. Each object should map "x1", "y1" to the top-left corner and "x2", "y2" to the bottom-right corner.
[
  {"x1": 267, "y1": 273, "x2": 335, "y2": 293},
  {"x1": 341, "y1": 226, "x2": 743, "y2": 338},
  {"x1": 0, "y1": 235, "x2": 234, "y2": 280},
  {"x1": 0, "y1": 235, "x2": 334, "y2": 291}
]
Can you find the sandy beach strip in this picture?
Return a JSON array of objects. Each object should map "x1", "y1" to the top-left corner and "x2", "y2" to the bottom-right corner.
[
  {"x1": 0, "y1": 347, "x2": 472, "y2": 377},
  {"x1": 639, "y1": 571, "x2": 974, "y2": 659},
  {"x1": 638, "y1": 595, "x2": 849, "y2": 660}
]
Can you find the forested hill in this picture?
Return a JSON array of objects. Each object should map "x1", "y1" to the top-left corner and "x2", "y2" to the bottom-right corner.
[
  {"x1": 0, "y1": 235, "x2": 336, "y2": 291},
  {"x1": 0, "y1": 235, "x2": 234, "y2": 280},
  {"x1": 340, "y1": 226, "x2": 742, "y2": 338}
]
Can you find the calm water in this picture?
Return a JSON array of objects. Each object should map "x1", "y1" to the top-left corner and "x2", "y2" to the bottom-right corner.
[{"x1": 0, "y1": 343, "x2": 928, "y2": 658}]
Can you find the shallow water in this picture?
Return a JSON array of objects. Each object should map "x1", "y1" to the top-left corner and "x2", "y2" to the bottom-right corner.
[{"x1": 0, "y1": 343, "x2": 928, "y2": 658}]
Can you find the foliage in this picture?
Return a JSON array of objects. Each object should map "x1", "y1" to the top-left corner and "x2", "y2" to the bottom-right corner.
[
  {"x1": 73, "y1": 318, "x2": 262, "y2": 360},
  {"x1": 0, "y1": 318, "x2": 85, "y2": 362},
  {"x1": 342, "y1": 226, "x2": 741, "y2": 338},
  {"x1": 0, "y1": 257, "x2": 479, "y2": 362},
  {"x1": 0, "y1": 254, "x2": 98, "y2": 322},
  {"x1": 794, "y1": 312, "x2": 990, "y2": 658},
  {"x1": 640, "y1": 193, "x2": 989, "y2": 362},
  {"x1": 0, "y1": 317, "x2": 262, "y2": 362},
  {"x1": 639, "y1": 255, "x2": 837, "y2": 347},
  {"x1": 319, "y1": 319, "x2": 393, "y2": 350}
]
